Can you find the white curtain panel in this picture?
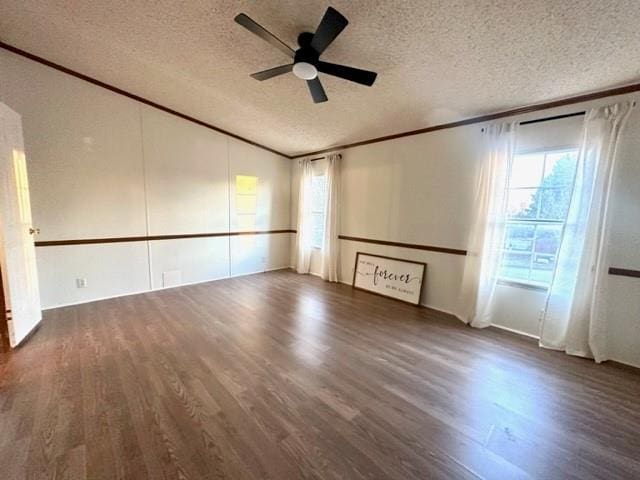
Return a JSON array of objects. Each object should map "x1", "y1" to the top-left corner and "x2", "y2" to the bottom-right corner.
[
  {"x1": 294, "y1": 159, "x2": 314, "y2": 274},
  {"x1": 458, "y1": 122, "x2": 518, "y2": 327},
  {"x1": 540, "y1": 101, "x2": 634, "y2": 361},
  {"x1": 320, "y1": 153, "x2": 341, "y2": 282}
]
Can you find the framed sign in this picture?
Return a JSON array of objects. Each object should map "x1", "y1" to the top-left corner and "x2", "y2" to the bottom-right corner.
[{"x1": 352, "y1": 252, "x2": 426, "y2": 305}]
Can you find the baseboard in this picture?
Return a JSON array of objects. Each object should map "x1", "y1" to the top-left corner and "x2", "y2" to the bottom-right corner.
[
  {"x1": 42, "y1": 288, "x2": 157, "y2": 310},
  {"x1": 609, "y1": 359, "x2": 640, "y2": 372},
  {"x1": 490, "y1": 323, "x2": 540, "y2": 340},
  {"x1": 230, "y1": 266, "x2": 290, "y2": 279},
  {"x1": 42, "y1": 266, "x2": 291, "y2": 311},
  {"x1": 39, "y1": 269, "x2": 640, "y2": 371},
  {"x1": 286, "y1": 266, "x2": 323, "y2": 278},
  {"x1": 336, "y1": 278, "x2": 461, "y2": 319}
]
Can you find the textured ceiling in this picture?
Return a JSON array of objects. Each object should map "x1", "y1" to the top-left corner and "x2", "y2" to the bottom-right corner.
[{"x1": 1, "y1": 0, "x2": 639, "y2": 156}]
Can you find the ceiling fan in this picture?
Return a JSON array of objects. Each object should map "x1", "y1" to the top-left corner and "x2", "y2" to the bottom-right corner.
[{"x1": 234, "y1": 7, "x2": 377, "y2": 103}]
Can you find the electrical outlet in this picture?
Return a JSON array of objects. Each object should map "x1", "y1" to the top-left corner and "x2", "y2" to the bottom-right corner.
[{"x1": 76, "y1": 278, "x2": 87, "y2": 288}]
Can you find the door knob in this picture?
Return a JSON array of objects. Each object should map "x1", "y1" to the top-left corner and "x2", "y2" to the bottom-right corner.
[{"x1": 29, "y1": 227, "x2": 40, "y2": 235}]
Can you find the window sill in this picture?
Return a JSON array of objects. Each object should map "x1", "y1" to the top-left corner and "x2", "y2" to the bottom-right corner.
[{"x1": 497, "y1": 279, "x2": 548, "y2": 292}]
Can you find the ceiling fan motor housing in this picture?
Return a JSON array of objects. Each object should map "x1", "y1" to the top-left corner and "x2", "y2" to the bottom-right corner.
[
  {"x1": 293, "y1": 32, "x2": 320, "y2": 80},
  {"x1": 295, "y1": 33, "x2": 320, "y2": 65}
]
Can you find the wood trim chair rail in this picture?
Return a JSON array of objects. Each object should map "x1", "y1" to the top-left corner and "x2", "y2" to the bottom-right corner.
[
  {"x1": 338, "y1": 235, "x2": 467, "y2": 256},
  {"x1": 608, "y1": 267, "x2": 640, "y2": 279},
  {"x1": 35, "y1": 229, "x2": 295, "y2": 247}
]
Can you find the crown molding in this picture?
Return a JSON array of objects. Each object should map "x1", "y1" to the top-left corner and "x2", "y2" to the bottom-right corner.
[
  {"x1": 0, "y1": 41, "x2": 292, "y2": 159},
  {"x1": 3, "y1": 40, "x2": 638, "y2": 161},
  {"x1": 290, "y1": 82, "x2": 640, "y2": 159}
]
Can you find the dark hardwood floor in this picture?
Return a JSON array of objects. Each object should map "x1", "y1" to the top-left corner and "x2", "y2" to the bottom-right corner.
[{"x1": 1, "y1": 270, "x2": 639, "y2": 480}]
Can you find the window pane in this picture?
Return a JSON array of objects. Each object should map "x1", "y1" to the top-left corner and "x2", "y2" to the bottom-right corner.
[
  {"x1": 539, "y1": 187, "x2": 572, "y2": 220},
  {"x1": 510, "y1": 153, "x2": 544, "y2": 188},
  {"x1": 533, "y1": 225, "x2": 561, "y2": 255},
  {"x1": 501, "y1": 253, "x2": 532, "y2": 282},
  {"x1": 500, "y1": 148, "x2": 578, "y2": 288},
  {"x1": 531, "y1": 224, "x2": 561, "y2": 284},
  {"x1": 507, "y1": 188, "x2": 538, "y2": 219},
  {"x1": 311, "y1": 175, "x2": 327, "y2": 248},
  {"x1": 311, "y1": 212, "x2": 324, "y2": 248},
  {"x1": 312, "y1": 175, "x2": 326, "y2": 212},
  {"x1": 504, "y1": 223, "x2": 535, "y2": 252},
  {"x1": 543, "y1": 151, "x2": 578, "y2": 185},
  {"x1": 236, "y1": 175, "x2": 258, "y2": 195},
  {"x1": 529, "y1": 268, "x2": 554, "y2": 285}
]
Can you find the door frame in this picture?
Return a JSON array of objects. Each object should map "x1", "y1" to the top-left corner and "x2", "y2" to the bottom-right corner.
[{"x1": 0, "y1": 266, "x2": 10, "y2": 351}]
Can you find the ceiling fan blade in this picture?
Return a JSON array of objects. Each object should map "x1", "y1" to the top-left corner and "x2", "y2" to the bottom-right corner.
[
  {"x1": 310, "y1": 7, "x2": 348, "y2": 55},
  {"x1": 317, "y1": 61, "x2": 377, "y2": 86},
  {"x1": 234, "y1": 13, "x2": 295, "y2": 58},
  {"x1": 250, "y1": 64, "x2": 294, "y2": 81},
  {"x1": 307, "y1": 78, "x2": 328, "y2": 103}
]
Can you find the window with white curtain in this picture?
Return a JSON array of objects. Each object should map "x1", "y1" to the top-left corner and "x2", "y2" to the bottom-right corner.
[
  {"x1": 499, "y1": 147, "x2": 579, "y2": 288},
  {"x1": 310, "y1": 174, "x2": 327, "y2": 249}
]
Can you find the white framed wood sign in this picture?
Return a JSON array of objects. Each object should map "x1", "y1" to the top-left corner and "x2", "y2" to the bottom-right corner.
[{"x1": 352, "y1": 252, "x2": 426, "y2": 305}]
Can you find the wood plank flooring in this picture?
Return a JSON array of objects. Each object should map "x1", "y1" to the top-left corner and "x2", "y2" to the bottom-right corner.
[{"x1": 1, "y1": 270, "x2": 639, "y2": 479}]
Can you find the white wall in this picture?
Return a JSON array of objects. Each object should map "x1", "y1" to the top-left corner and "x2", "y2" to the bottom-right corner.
[
  {"x1": 602, "y1": 105, "x2": 640, "y2": 368},
  {"x1": 292, "y1": 125, "x2": 479, "y2": 315},
  {"x1": 0, "y1": 49, "x2": 291, "y2": 309},
  {"x1": 291, "y1": 93, "x2": 640, "y2": 367}
]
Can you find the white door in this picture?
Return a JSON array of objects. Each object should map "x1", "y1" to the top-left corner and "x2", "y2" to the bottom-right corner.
[{"x1": 0, "y1": 102, "x2": 41, "y2": 347}]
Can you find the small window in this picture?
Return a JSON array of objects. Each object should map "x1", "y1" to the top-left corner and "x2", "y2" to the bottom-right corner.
[
  {"x1": 311, "y1": 175, "x2": 327, "y2": 249},
  {"x1": 499, "y1": 148, "x2": 578, "y2": 288},
  {"x1": 236, "y1": 175, "x2": 258, "y2": 229}
]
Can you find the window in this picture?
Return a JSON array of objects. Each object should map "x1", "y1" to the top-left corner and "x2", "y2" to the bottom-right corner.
[
  {"x1": 311, "y1": 174, "x2": 327, "y2": 249},
  {"x1": 236, "y1": 175, "x2": 258, "y2": 230},
  {"x1": 499, "y1": 148, "x2": 579, "y2": 288}
]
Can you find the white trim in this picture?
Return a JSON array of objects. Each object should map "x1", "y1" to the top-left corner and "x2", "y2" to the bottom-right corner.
[
  {"x1": 42, "y1": 266, "x2": 291, "y2": 311},
  {"x1": 515, "y1": 144, "x2": 579, "y2": 155},
  {"x1": 41, "y1": 268, "x2": 640, "y2": 370},
  {"x1": 497, "y1": 278, "x2": 548, "y2": 292},
  {"x1": 421, "y1": 304, "x2": 460, "y2": 318},
  {"x1": 337, "y1": 278, "x2": 460, "y2": 318},
  {"x1": 229, "y1": 265, "x2": 290, "y2": 278},
  {"x1": 538, "y1": 337, "x2": 640, "y2": 369},
  {"x1": 611, "y1": 357, "x2": 640, "y2": 370},
  {"x1": 138, "y1": 108, "x2": 153, "y2": 291},
  {"x1": 42, "y1": 288, "x2": 153, "y2": 310},
  {"x1": 490, "y1": 323, "x2": 540, "y2": 340},
  {"x1": 288, "y1": 265, "x2": 323, "y2": 278}
]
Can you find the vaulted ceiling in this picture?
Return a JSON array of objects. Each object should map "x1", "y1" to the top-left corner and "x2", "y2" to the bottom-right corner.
[{"x1": 1, "y1": 0, "x2": 639, "y2": 156}]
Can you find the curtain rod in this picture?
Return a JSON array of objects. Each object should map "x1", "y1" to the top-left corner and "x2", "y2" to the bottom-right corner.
[
  {"x1": 309, "y1": 153, "x2": 342, "y2": 162},
  {"x1": 481, "y1": 100, "x2": 636, "y2": 131},
  {"x1": 481, "y1": 111, "x2": 585, "y2": 132},
  {"x1": 519, "y1": 111, "x2": 585, "y2": 126}
]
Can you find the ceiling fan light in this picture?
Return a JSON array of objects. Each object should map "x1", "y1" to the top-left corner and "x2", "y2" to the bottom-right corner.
[{"x1": 293, "y1": 62, "x2": 318, "y2": 80}]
